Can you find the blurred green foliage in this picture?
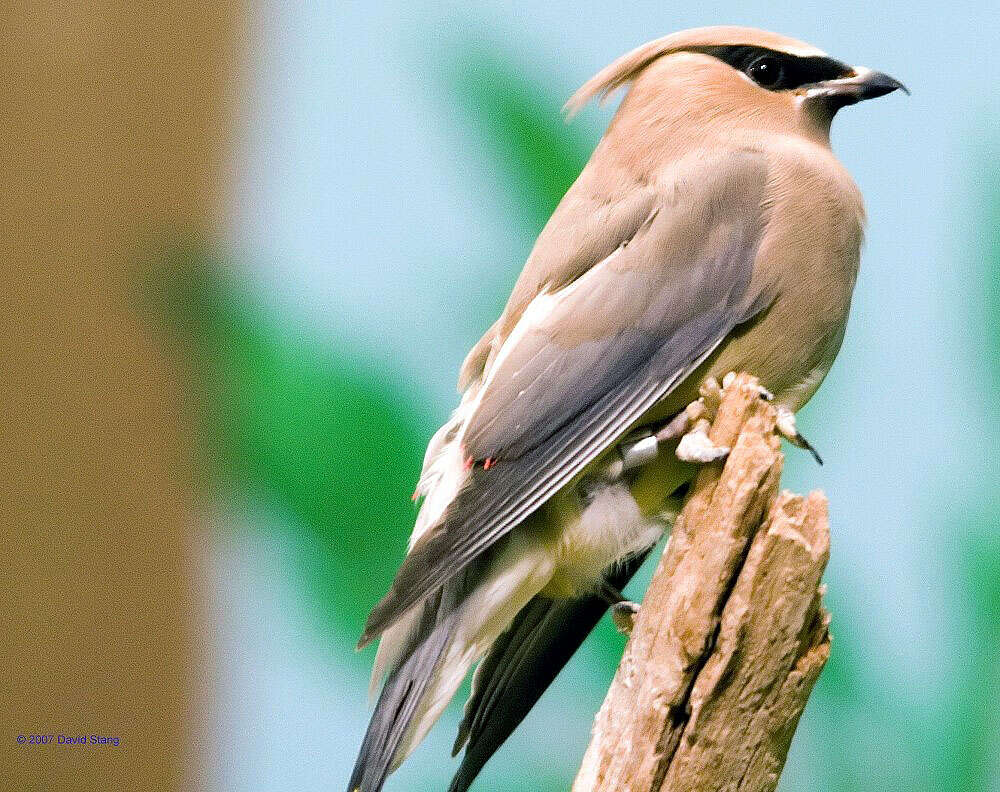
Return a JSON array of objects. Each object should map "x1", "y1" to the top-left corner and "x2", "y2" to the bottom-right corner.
[
  {"x1": 947, "y1": 523, "x2": 1000, "y2": 791},
  {"x1": 447, "y1": 47, "x2": 595, "y2": 232},
  {"x1": 145, "y1": 247, "x2": 431, "y2": 651},
  {"x1": 940, "y1": 168, "x2": 1000, "y2": 792}
]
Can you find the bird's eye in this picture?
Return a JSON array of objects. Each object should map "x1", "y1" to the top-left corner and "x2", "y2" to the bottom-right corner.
[{"x1": 746, "y1": 55, "x2": 783, "y2": 88}]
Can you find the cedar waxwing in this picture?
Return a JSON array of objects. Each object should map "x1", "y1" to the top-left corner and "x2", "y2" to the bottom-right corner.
[{"x1": 348, "y1": 26, "x2": 905, "y2": 792}]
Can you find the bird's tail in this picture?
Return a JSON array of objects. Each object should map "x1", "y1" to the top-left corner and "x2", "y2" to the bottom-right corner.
[
  {"x1": 348, "y1": 595, "x2": 459, "y2": 792},
  {"x1": 349, "y1": 534, "x2": 554, "y2": 792}
]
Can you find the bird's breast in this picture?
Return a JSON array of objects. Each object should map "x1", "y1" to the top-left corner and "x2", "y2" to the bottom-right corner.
[{"x1": 703, "y1": 145, "x2": 863, "y2": 409}]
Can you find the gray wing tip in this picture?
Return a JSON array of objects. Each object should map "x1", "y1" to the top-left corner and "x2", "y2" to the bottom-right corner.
[
  {"x1": 360, "y1": 580, "x2": 412, "y2": 649},
  {"x1": 357, "y1": 614, "x2": 383, "y2": 650}
]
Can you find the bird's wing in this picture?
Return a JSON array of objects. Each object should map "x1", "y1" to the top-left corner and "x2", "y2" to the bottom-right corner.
[
  {"x1": 447, "y1": 548, "x2": 653, "y2": 792},
  {"x1": 359, "y1": 151, "x2": 772, "y2": 646}
]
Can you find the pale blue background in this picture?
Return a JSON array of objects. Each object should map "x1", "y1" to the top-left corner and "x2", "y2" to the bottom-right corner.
[{"x1": 214, "y1": 2, "x2": 1000, "y2": 789}]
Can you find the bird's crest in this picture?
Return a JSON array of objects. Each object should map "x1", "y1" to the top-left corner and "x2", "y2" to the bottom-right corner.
[{"x1": 563, "y1": 25, "x2": 824, "y2": 117}]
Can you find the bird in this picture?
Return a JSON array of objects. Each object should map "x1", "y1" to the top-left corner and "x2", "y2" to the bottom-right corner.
[{"x1": 348, "y1": 25, "x2": 905, "y2": 792}]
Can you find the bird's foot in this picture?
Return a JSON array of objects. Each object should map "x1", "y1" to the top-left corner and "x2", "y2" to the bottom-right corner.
[
  {"x1": 618, "y1": 401, "x2": 701, "y2": 471},
  {"x1": 620, "y1": 373, "x2": 774, "y2": 469},
  {"x1": 673, "y1": 374, "x2": 778, "y2": 464},
  {"x1": 674, "y1": 379, "x2": 727, "y2": 463},
  {"x1": 599, "y1": 582, "x2": 641, "y2": 635},
  {"x1": 675, "y1": 417, "x2": 731, "y2": 463},
  {"x1": 774, "y1": 405, "x2": 823, "y2": 465},
  {"x1": 722, "y1": 371, "x2": 773, "y2": 401},
  {"x1": 611, "y1": 601, "x2": 640, "y2": 636}
]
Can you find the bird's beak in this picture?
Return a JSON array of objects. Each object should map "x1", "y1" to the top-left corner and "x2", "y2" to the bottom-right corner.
[{"x1": 805, "y1": 66, "x2": 909, "y2": 106}]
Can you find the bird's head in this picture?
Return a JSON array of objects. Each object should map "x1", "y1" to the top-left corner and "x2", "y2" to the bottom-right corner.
[{"x1": 566, "y1": 26, "x2": 907, "y2": 148}]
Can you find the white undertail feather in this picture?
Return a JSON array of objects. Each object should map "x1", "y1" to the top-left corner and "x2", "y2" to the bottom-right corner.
[
  {"x1": 409, "y1": 413, "x2": 468, "y2": 549},
  {"x1": 546, "y1": 482, "x2": 664, "y2": 599}
]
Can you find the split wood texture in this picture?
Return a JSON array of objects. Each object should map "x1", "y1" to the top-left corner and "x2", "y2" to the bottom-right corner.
[{"x1": 573, "y1": 372, "x2": 831, "y2": 792}]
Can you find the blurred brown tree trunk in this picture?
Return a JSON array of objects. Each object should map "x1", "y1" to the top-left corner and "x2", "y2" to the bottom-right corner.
[
  {"x1": 1, "y1": 2, "x2": 242, "y2": 789},
  {"x1": 574, "y1": 374, "x2": 831, "y2": 792}
]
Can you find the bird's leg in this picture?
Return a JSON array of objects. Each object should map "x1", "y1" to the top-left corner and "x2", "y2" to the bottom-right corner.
[
  {"x1": 597, "y1": 581, "x2": 641, "y2": 636},
  {"x1": 774, "y1": 405, "x2": 824, "y2": 465},
  {"x1": 617, "y1": 432, "x2": 660, "y2": 472},
  {"x1": 653, "y1": 407, "x2": 696, "y2": 443},
  {"x1": 620, "y1": 372, "x2": 787, "y2": 469}
]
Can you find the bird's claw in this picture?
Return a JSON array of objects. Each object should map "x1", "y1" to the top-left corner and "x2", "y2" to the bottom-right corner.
[
  {"x1": 676, "y1": 418, "x2": 730, "y2": 463},
  {"x1": 775, "y1": 405, "x2": 823, "y2": 465},
  {"x1": 722, "y1": 371, "x2": 772, "y2": 401},
  {"x1": 673, "y1": 374, "x2": 775, "y2": 464},
  {"x1": 611, "y1": 601, "x2": 640, "y2": 636}
]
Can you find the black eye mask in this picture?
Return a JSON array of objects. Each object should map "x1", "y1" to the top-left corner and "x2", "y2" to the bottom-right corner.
[{"x1": 692, "y1": 45, "x2": 853, "y2": 91}]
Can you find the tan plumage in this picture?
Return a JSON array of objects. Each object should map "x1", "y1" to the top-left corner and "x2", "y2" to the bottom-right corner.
[{"x1": 349, "y1": 27, "x2": 904, "y2": 792}]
